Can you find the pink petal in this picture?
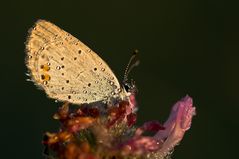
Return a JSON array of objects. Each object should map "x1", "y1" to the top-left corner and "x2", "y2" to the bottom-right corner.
[
  {"x1": 123, "y1": 94, "x2": 138, "y2": 124},
  {"x1": 129, "y1": 94, "x2": 137, "y2": 112},
  {"x1": 154, "y1": 95, "x2": 196, "y2": 155}
]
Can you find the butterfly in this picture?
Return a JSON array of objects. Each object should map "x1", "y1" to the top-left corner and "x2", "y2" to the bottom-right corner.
[{"x1": 25, "y1": 20, "x2": 138, "y2": 105}]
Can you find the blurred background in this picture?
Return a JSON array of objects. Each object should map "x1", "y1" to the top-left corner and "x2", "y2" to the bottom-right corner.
[{"x1": 0, "y1": 0, "x2": 238, "y2": 158}]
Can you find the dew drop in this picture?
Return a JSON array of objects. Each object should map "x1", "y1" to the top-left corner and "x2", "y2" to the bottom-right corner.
[
  {"x1": 101, "y1": 68, "x2": 105, "y2": 72},
  {"x1": 78, "y1": 50, "x2": 82, "y2": 54},
  {"x1": 47, "y1": 62, "x2": 51, "y2": 66},
  {"x1": 95, "y1": 81, "x2": 99, "y2": 84},
  {"x1": 83, "y1": 90, "x2": 87, "y2": 94},
  {"x1": 43, "y1": 81, "x2": 48, "y2": 85},
  {"x1": 56, "y1": 66, "x2": 61, "y2": 70},
  {"x1": 28, "y1": 55, "x2": 32, "y2": 59},
  {"x1": 115, "y1": 88, "x2": 121, "y2": 93}
]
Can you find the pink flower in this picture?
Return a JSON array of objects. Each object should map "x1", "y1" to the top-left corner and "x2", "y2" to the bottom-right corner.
[
  {"x1": 43, "y1": 95, "x2": 196, "y2": 159},
  {"x1": 154, "y1": 95, "x2": 196, "y2": 155},
  {"x1": 120, "y1": 95, "x2": 196, "y2": 157},
  {"x1": 154, "y1": 95, "x2": 196, "y2": 145}
]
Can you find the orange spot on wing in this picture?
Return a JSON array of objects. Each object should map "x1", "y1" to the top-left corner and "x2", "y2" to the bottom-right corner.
[
  {"x1": 40, "y1": 64, "x2": 50, "y2": 71},
  {"x1": 41, "y1": 74, "x2": 51, "y2": 81}
]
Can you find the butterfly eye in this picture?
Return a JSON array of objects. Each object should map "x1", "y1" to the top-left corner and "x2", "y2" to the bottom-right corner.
[
  {"x1": 123, "y1": 84, "x2": 129, "y2": 92},
  {"x1": 123, "y1": 82, "x2": 132, "y2": 93},
  {"x1": 123, "y1": 79, "x2": 137, "y2": 94}
]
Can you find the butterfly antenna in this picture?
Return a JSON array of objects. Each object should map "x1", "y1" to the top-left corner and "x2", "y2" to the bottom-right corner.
[{"x1": 123, "y1": 50, "x2": 140, "y2": 82}]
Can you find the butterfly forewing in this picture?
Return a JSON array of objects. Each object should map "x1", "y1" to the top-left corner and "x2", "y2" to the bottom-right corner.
[{"x1": 26, "y1": 20, "x2": 122, "y2": 104}]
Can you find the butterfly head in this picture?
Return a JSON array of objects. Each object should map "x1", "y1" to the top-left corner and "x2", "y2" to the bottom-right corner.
[
  {"x1": 122, "y1": 50, "x2": 139, "y2": 95},
  {"x1": 123, "y1": 79, "x2": 137, "y2": 95}
]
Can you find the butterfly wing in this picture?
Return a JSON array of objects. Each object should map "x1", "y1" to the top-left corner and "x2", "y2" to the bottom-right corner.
[{"x1": 26, "y1": 20, "x2": 122, "y2": 104}]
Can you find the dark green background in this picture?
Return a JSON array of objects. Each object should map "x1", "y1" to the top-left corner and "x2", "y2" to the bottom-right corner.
[{"x1": 0, "y1": 0, "x2": 237, "y2": 158}]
